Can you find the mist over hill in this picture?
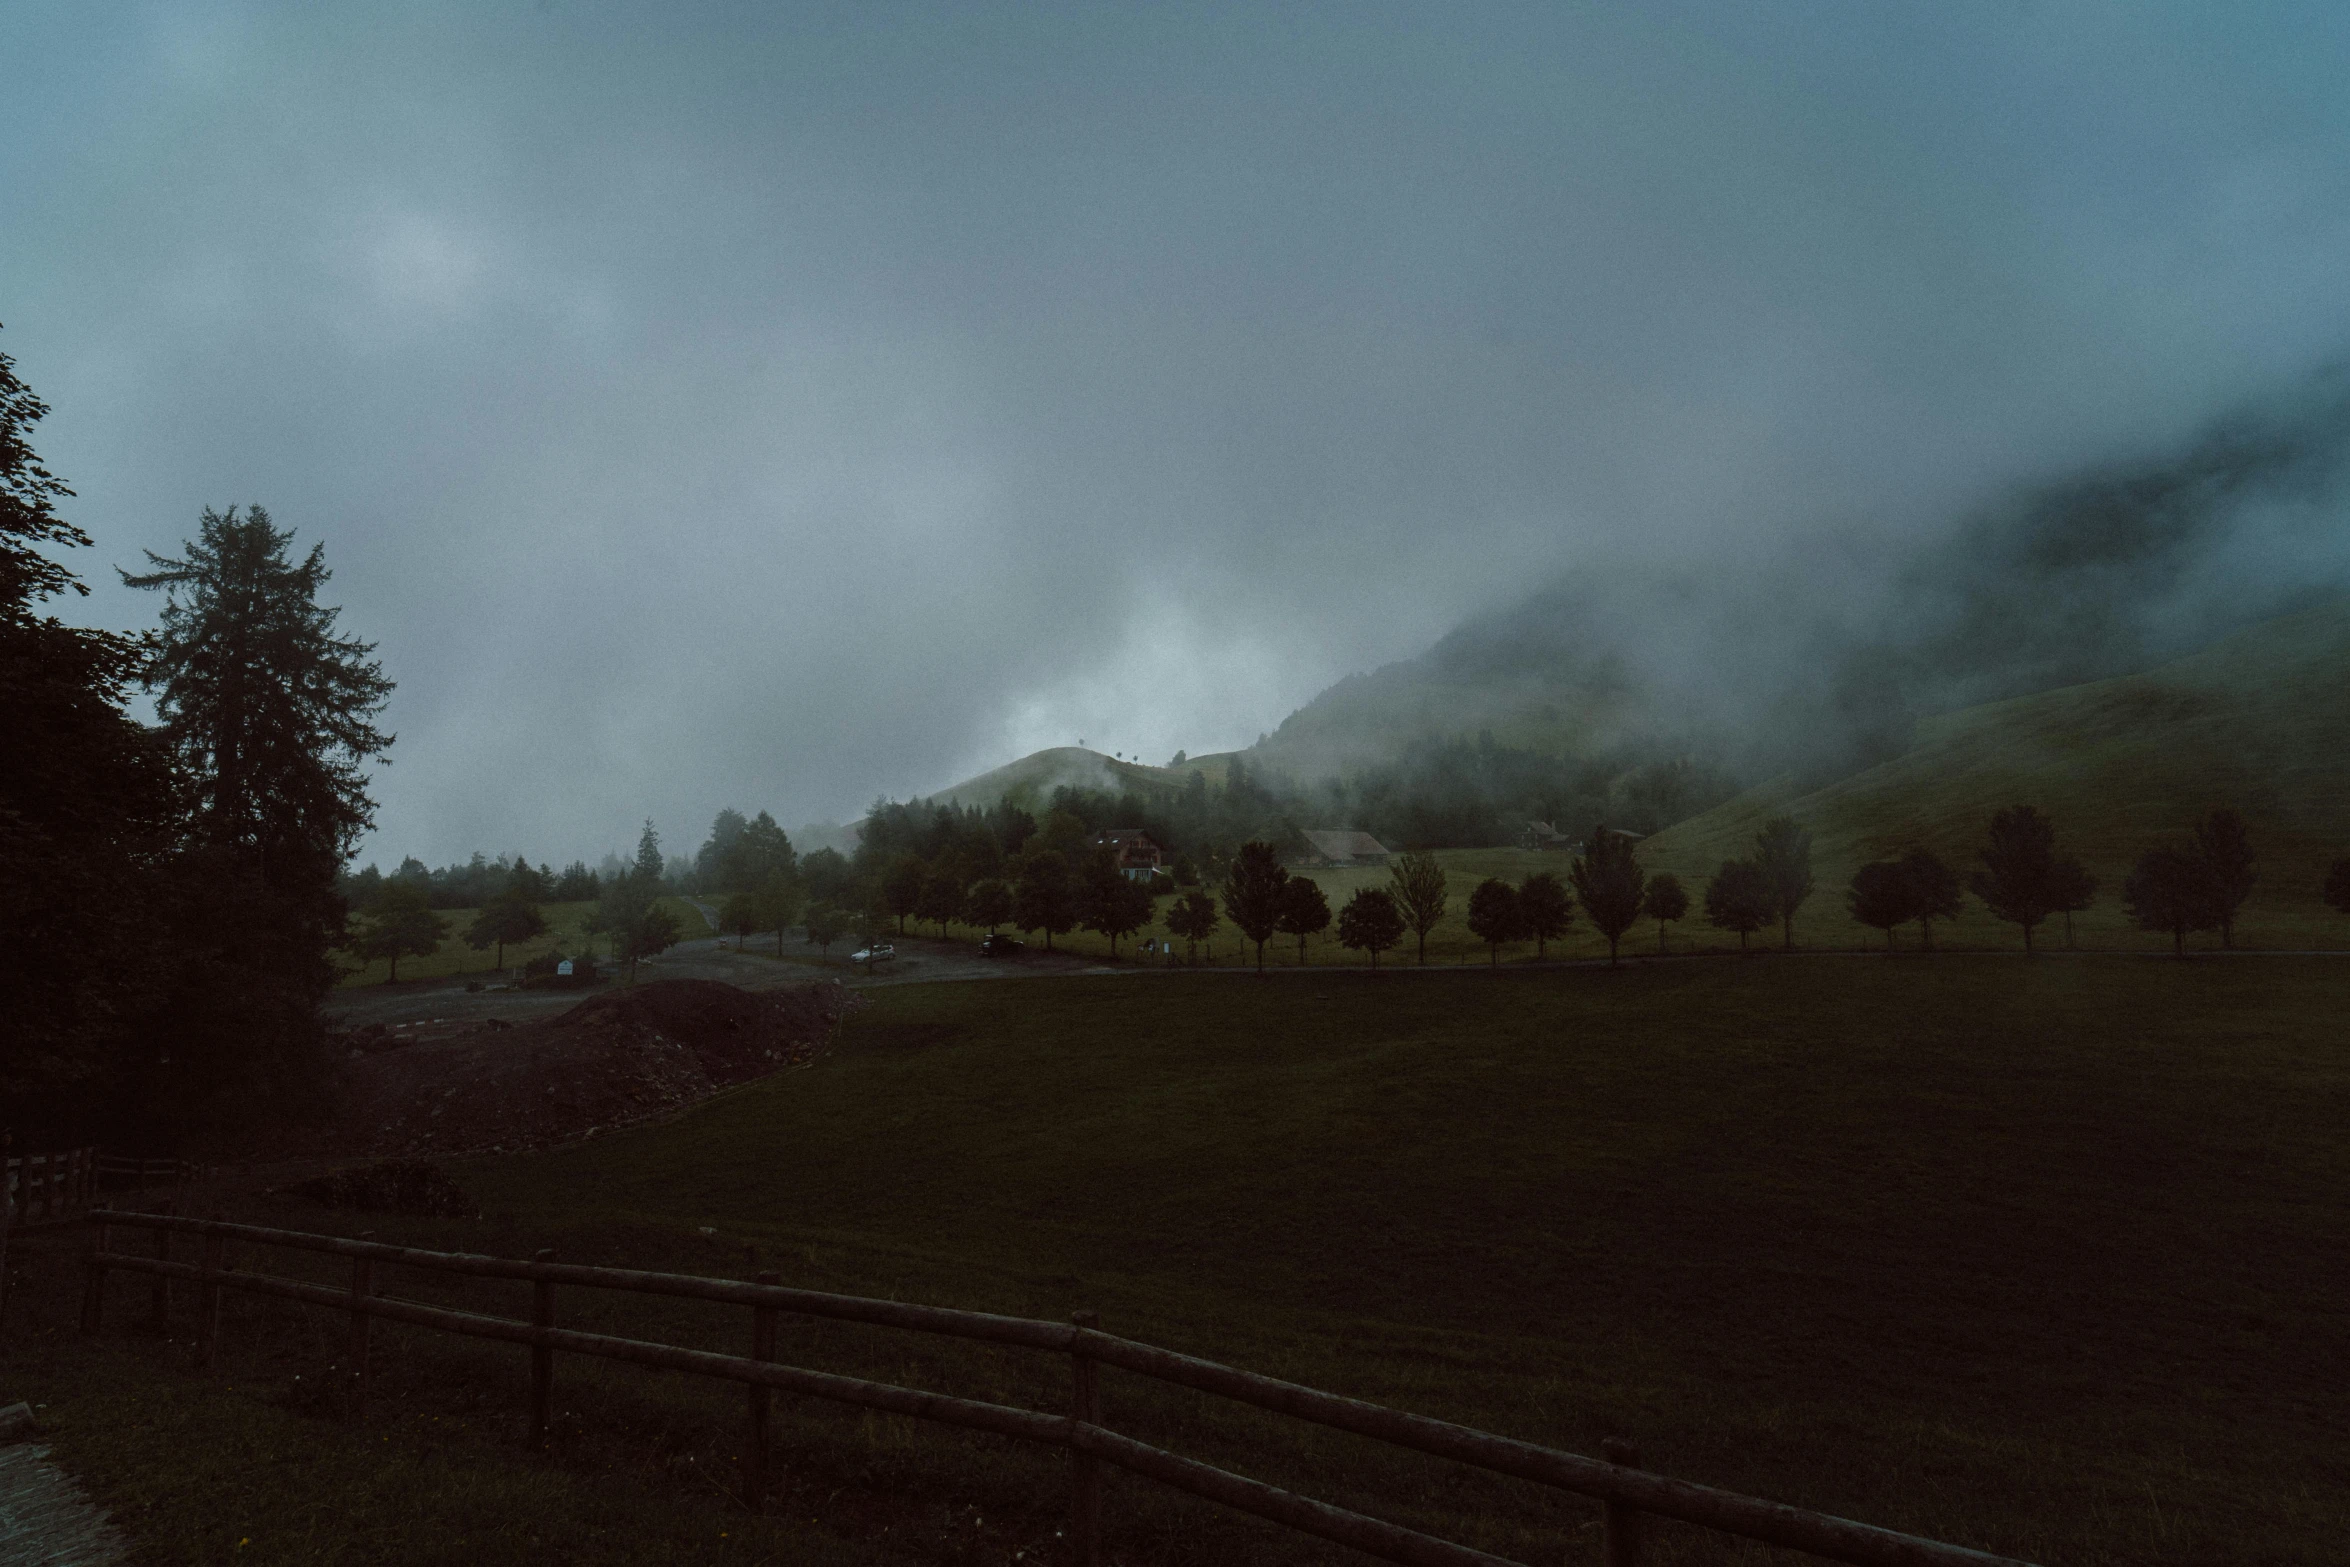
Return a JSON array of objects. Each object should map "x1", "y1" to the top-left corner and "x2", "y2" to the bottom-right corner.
[{"x1": 1254, "y1": 371, "x2": 2350, "y2": 806}]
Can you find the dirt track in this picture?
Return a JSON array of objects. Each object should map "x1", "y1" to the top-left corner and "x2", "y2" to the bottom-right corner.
[{"x1": 323, "y1": 925, "x2": 1109, "y2": 1033}]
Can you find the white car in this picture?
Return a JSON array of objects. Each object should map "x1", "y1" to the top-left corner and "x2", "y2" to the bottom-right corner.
[{"x1": 850, "y1": 943, "x2": 896, "y2": 964}]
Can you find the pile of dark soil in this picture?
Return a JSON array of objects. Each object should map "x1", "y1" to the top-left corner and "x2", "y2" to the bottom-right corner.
[
  {"x1": 330, "y1": 979, "x2": 860, "y2": 1157},
  {"x1": 295, "y1": 1160, "x2": 479, "y2": 1217}
]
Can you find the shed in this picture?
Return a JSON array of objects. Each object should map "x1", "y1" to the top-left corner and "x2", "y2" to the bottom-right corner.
[{"x1": 1299, "y1": 830, "x2": 1394, "y2": 868}]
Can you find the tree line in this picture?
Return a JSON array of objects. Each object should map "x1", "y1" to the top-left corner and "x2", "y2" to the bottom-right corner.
[{"x1": 2, "y1": 333, "x2": 392, "y2": 1144}]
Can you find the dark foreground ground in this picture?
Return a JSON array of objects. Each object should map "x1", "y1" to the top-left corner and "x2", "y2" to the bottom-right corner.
[{"x1": 8, "y1": 956, "x2": 2347, "y2": 1564}]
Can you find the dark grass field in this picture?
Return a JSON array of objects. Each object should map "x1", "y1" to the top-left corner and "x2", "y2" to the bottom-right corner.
[{"x1": 8, "y1": 957, "x2": 2348, "y2": 1564}]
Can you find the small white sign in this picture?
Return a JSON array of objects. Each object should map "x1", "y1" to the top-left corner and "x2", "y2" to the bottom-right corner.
[{"x1": 556, "y1": 960, "x2": 574, "y2": 977}]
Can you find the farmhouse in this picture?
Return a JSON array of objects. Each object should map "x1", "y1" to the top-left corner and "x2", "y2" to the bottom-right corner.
[
  {"x1": 1523, "y1": 822, "x2": 1647, "y2": 853},
  {"x1": 1298, "y1": 829, "x2": 1393, "y2": 868},
  {"x1": 1089, "y1": 828, "x2": 1165, "y2": 881}
]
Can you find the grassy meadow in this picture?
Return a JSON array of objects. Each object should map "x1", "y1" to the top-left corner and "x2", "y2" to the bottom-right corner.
[
  {"x1": 1638, "y1": 600, "x2": 2350, "y2": 953},
  {"x1": 333, "y1": 898, "x2": 714, "y2": 988},
  {"x1": 13, "y1": 958, "x2": 2346, "y2": 1564}
]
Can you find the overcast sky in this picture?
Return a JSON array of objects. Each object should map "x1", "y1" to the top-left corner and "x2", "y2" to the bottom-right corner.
[{"x1": 8, "y1": 2, "x2": 2350, "y2": 865}]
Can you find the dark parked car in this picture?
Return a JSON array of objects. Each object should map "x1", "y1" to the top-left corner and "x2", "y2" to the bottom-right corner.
[{"x1": 980, "y1": 933, "x2": 1026, "y2": 957}]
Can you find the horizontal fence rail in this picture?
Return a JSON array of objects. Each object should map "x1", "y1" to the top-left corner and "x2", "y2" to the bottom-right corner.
[{"x1": 81, "y1": 1209, "x2": 2034, "y2": 1567}]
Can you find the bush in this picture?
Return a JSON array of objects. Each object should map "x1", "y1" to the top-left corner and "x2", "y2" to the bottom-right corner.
[{"x1": 294, "y1": 1160, "x2": 479, "y2": 1217}]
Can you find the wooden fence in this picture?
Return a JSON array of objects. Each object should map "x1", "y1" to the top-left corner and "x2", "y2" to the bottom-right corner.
[
  {"x1": 81, "y1": 1209, "x2": 2035, "y2": 1567},
  {"x1": 3, "y1": 1143, "x2": 203, "y2": 1228}
]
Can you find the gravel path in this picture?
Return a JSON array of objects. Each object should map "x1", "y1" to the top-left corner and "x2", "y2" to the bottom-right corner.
[{"x1": 0, "y1": 1444, "x2": 127, "y2": 1566}]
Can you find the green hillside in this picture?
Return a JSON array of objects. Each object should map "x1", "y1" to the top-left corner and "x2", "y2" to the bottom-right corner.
[
  {"x1": 926, "y1": 745, "x2": 1238, "y2": 811},
  {"x1": 1640, "y1": 599, "x2": 2350, "y2": 948}
]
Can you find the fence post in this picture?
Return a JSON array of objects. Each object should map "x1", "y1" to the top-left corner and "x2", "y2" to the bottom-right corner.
[
  {"x1": 530, "y1": 1249, "x2": 556, "y2": 1450},
  {"x1": 1602, "y1": 1438, "x2": 1643, "y2": 1567},
  {"x1": 79, "y1": 1212, "x2": 109, "y2": 1334},
  {"x1": 197, "y1": 1218, "x2": 225, "y2": 1366},
  {"x1": 743, "y1": 1270, "x2": 779, "y2": 1512},
  {"x1": 1069, "y1": 1310, "x2": 1101, "y2": 1567},
  {"x1": 350, "y1": 1231, "x2": 376, "y2": 1420},
  {"x1": 150, "y1": 1202, "x2": 174, "y2": 1331},
  {"x1": 0, "y1": 1130, "x2": 14, "y2": 1329}
]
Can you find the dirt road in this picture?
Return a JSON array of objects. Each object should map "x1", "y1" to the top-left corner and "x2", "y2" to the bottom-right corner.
[{"x1": 324, "y1": 925, "x2": 1107, "y2": 1032}]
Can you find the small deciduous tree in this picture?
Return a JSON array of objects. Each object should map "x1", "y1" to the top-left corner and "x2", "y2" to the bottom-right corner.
[
  {"x1": 1388, "y1": 851, "x2": 1450, "y2": 965},
  {"x1": 358, "y1": 881, "x2": 447, "y2": 983},
  {"x1": 1569, "y1": 829, "x2": 1644, "y2": 965},
  {"x1": 1899, "y1": 847, "x2": 1965, "y2": 951},
  {"x1": 1971, "y1": 805, "x2": 2059, "y2": 952},
  {"x1": 1164, "y1": 886, "x2": 1219, "y2": 962},
  {"x1": 2124, "y1": 845, "x2": 2220, "y2": 956},
  {"x1": 803, "y1": 904, "x2": 848, "y2": 956},
  {"x1": 2192, "y1": 808, "x2": 2256, "y2": 948},
  {"x1": 1642, "y1": 872, "x2": 1688, "y2": 954},
  {"x1": 589, "y1": 825, "x2": 682, "y2": 983},
  {"x1": 1336, "y1": 886, "x2": 1406, "y2": 968},
  {"x1": 965, "y1": 878, "x2": 1013, "y2": 933},
  {"x1": 465, "y1": 888, "x2": 547, "y2": 970},
  {"x1": 1704, "y1": 859, "x2": 1773, "y2": 953},
  {"x1": 1276, "y1": 875, "x2": 1331, "y2": 964},
  {"x1": 916, "y1": 870, "x2": 966, "y2": 938},
  {"x1": 2324, "y1": 857, "x2": 2350, "y2": 918},
  {"x1": 800, "y1": 847, "x2": 852, "y2": 909},
  {"x1": 881, "y1": 853, "x2": 926, "y2": 935},
  {"x1": 720, "y1": 889, "x2": 764, "y2": 950},
  {"x1": 1013, "y1": 850, "x2": 1077, "y2": 951},
  {"x1": 1517, "y1": 871, "x2": 1574, "y2": 960},
  {"x1": 1222, "y1": 841, "x2": 1289, "y2": 972},
  {"x1": 1466, "y1": 877, "x2": 1523, "y2": 967},
  {"x1": 1080, "y1": 856, "x2": 1156, "y2": 958},
  {"x1": 1752, "y1": 816, "x2": 1814, "y2": 950},
  {"x1": 2046, "y1": 855, "x2": 2095, "y2": 949},
  {"x1": 1846, "y1": 861, "x2": 1913, "y2": 950}
]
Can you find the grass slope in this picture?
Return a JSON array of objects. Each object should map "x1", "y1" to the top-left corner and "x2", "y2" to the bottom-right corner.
[
  {"x1": 333, "y1": 899, "x2": 713, "y2": 989},
  {"x1": 17, "y1": 963, "x2": 2348, "y2": 1562},
  {"x1": 1639, "y1": 599, "x2": 2350, "y2": 950},
  {"x1": 474, "y1": 962, "x2": 2350, "y2": 1567}
]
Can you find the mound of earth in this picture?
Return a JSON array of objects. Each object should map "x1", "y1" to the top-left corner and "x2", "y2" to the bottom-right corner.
[{"x1": 332, "y1": 978, "x2": 860, "y2": 1157}]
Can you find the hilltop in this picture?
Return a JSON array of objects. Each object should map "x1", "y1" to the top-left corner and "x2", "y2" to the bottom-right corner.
[
  {"x1": 1639, "y1": 597, "x2": 2350, "y2": 923},
  {"x1": 923, "y1": 745, "x2": 1239, "y2": 812}
]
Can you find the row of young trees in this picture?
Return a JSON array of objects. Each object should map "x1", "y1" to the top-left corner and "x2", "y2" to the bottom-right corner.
[{"x1": 1442, "y1": 804, "x2": 2272, "y2": 965}]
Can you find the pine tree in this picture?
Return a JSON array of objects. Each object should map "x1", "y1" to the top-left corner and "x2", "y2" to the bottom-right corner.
[
  {"x1": 0, "y1": 332, "x2": 175, "y2": 1111},
  {"x1": 121, "y1": 504, "x2": 394, "y2": 1123}
]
